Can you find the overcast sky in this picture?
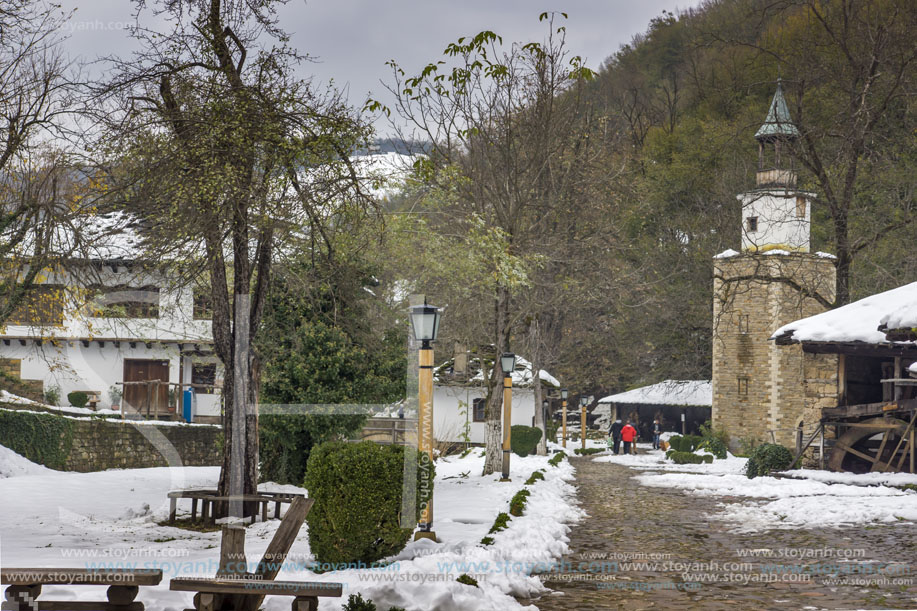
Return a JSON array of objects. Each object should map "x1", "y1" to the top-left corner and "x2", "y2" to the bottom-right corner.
[{"x1": 57, "y1": 0, "x2": 692, "y2": 133}]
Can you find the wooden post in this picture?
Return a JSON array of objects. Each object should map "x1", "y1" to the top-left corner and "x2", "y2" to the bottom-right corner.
[
  {"x1": 416, "y1": 345, "x2": 435, "y2": 534},
  {"x1": 169, "y1": 497, "x2": 177, "y2": 523},
  {"x1": 501, "y1": 375, "x2": 512, "y2": 481},
  {"x1": 561, "y1": 399, "x2": 567, "y2": 448},
  {"x1": 581, "y1": 403, "x2": 587, "y2": 451},
  {"x1": 819, "y1": 425, "x2": 825, "y2": 470}
]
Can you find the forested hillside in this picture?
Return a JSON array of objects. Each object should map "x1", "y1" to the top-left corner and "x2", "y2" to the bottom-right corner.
[{"x1": 370, "y1": 0, "x2": 916, "y2": 397}]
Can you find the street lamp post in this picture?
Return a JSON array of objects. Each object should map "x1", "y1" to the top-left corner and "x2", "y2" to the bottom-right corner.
[
  {"x1": 500, "y1": 352, "x2": 517, "y2": 482},
  {"x1": 580, "y1": 397, "x2": 589, "y2": 450},
  {"x1": 410, "y1": 302, "x2": 441, "y2": 541},
  {"x1": 561, "y1": 389, "x2": 569, "y2": 448}
]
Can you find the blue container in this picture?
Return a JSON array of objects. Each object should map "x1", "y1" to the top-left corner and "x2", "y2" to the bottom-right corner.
[{"x1": 182, "y1": 388, "x2": 195, "y2": 423}]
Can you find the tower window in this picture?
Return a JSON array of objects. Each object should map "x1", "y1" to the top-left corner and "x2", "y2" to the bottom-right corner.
[
  {"x1": 738, "y1": 314, "x2": 750, "y2": 334},
  {"x1": 738, "y1": 377, "x2": 749, "y2": 397},
  {"x1": 796, "y1": 196, "x2": 806, "y2": 218},
  {"x1": 746, "y1": 217, "x2": 758, "y2": 233}
]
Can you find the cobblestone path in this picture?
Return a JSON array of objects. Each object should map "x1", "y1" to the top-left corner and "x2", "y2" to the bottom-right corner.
[{"x1": 519, "y1": 455, "x2": 917, "y2": 610}]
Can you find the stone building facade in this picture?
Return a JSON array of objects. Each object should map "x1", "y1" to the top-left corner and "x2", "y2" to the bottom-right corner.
[
  {"x1": 713, "y1": 254, "x2": 836, "y2": 448},
  {"x1": 711, "y1": 82, "x2": 838, "y2": 450}
]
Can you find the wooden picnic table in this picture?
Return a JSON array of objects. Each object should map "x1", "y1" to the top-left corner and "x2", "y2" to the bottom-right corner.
[
  {"x1": 1, "y1": 568, "x2": 162, "y2": 611},
  {"x1": 170, "y1": 577, "x2": 341, "y2": 611},
  {"x1": 168, "y1": 489, "x2": 305, "y2": 524}
]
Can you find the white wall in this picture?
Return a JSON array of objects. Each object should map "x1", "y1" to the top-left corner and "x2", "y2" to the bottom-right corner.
[
  {"x1": 739, "y1": 189, "x2": 813, "y2": 253},
  {"x1": 432, "y1": 385, "x2": 538, "y2": 444}
]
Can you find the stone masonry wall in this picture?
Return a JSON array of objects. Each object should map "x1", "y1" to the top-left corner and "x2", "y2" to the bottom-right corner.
[
  {"x1": 65, "y1": 418, "x2": 222, "y2": 472},
  {"x1": 712, "y1": 254, "x2": 836, "y2": 450}
]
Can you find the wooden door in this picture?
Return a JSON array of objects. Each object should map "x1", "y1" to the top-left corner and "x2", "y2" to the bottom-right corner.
[{"x1": 123, "y1": 359, "x2": 170, "y2": 416}]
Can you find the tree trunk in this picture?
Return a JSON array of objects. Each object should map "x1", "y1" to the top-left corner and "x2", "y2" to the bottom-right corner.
[
  {"x1": 834, "y1": 212, "x2": 851, "y2": 306},
  {"x1": 532, "y1": 343, "x2": 547, "y2": 456},
  {"x1": 483, "y1": 285, "x2": 510, "y2": 475}
]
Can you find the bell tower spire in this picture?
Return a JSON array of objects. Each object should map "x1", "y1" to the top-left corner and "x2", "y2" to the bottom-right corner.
[{"x1": 740, "y1": 79, "x2": 812, "y2": 253}]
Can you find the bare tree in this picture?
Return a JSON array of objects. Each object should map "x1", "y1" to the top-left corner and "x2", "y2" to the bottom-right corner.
[{"x1": 91, "y1": 0, "x2": 374, "y2": 516}]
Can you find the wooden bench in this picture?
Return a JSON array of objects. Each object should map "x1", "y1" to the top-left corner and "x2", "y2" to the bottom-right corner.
[
  {"x1": 168, "y1": 490, "x2": 305, "y2": 524},
  {"x1": 1, "y1": 568, "x2": 162, "y2": 611},
  {"x1": 171, "y1": 577, "x2": 341, "y2": 611}
]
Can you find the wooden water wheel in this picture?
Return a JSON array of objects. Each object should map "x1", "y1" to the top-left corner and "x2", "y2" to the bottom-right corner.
[{"x1": 828, "y1": 416, "x2": 916, "y2": 473}]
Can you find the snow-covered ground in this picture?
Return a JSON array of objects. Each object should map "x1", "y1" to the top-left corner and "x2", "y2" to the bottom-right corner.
[
  {"x1": 0, "y1": 445, "x2": 581, "y2": 610},
  {"x1": 595, "y1": 445, "x2": 917, "y2": 532}
]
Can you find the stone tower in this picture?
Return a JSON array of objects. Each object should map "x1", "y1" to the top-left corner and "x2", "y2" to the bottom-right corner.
[{"x1": 712, "y1": 81, "x2": 836, "y2": 449}]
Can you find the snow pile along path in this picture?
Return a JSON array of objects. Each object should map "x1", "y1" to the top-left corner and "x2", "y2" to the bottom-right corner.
[
  {"x1": 594, "y1": 445, "x2": 917, "y2": 532},
  {"x1": 0, "y1": 447, "x2": 582, "y2": 611}
]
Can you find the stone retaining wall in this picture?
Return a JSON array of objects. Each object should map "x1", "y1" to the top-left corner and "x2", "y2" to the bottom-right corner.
[{"x1": 64, "y1": 418, "x2": 222, "y2": 471}]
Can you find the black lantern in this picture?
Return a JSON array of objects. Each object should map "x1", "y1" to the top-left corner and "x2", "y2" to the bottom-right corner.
[
  {"x1": 580, "y1": 396, "x2": 588, "y2": 407},
  {"x1": 561, "y1": 388, "x2": 568, "y2": 400},
  {"x1": 410, "y1": 303, "x2": 441, "y2": 345},
  {"x1": 500, "y1": 352, "x2": 517, "y2": 378}
]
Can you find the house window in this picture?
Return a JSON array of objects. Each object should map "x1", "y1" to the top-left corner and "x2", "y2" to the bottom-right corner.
[
  {"x1": 193, "y1": 289, "x2": 212, "y2": 320},
  {"x1": 738, "y1": 377, "x2": 749, "y2": 397},
  {"x1": 92, "y1": 285, "x2": 160, "y2": 318},
  {"x1": 472, "y1": 398, "x2": 486, "y2": 422},
  {"x1": 796, "y1": 196, "x2": 806, "y2": 218},
  {"x1": 191, "y1": 363, "x2": 217, "y2": 395},
  {"x1": 7, "y1": 285, "x2": 65, "y2": 326},
  {"x1": 746, "y1": 216, "x2": 758, "y2": 233},
  {"x1": 738, "y1": 314, "x2": 750, "y2": 334}
]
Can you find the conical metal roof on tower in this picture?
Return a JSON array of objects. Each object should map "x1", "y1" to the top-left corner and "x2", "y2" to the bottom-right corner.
[{"x1": 755, "y1": 79, "x2": 800, "y2": 140}]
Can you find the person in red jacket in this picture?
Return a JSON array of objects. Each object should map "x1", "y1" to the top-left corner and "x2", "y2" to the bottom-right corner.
[{"x1": 621, "y1": 420, "x2": 638, "y2": 455}]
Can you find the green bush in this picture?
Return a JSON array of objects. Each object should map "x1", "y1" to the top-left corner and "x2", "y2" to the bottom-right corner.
[
  {"x1": 668, "y1": 434, "x2": 703, "y2": 452},
  {"x1": 745, "y1": 443, "x2": 794, "y2": 479},
  {"x1": 698, "y1": 437, "x2": 728, "y2": 459},
  {"x1": 510, "y1": 425, "x2": 542, "y2": 457},
  {"x1": 305, "y1": 441, "x2": 434, "y2": 564},
  {"x1": 574, "y1": 447, "x2": 604, "y2": 456},
  {"x1": 0, "y1": 409, "x2": 73, "y2": 469},
  {"x1": 548, "y1": 452, "x2": 566, "y2": 467},
  {"x1": 668, "y1": 450, "x2": 705, "y2": 464},
  {"x1": 67, "y1": 391, "x2": 89, "y2": 408},
  {"x1": 481, "y1": 512, "x2": 511, "y2": 545},
  {"x1": 457, "y1": 573, "x2": 479, "y2": 587},
  {"x1": 525, "y1": 470, "x2": 545, "y2": 485},
  {"x1": 509, "y1": 488, "x2": 530, "y2": 517}
]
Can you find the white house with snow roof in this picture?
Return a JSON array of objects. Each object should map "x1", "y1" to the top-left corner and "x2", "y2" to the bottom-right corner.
[
  {"x1": 431, "y1": 354, "x2": 560, "y2": 445},
  {"x1": 0, "y1": 212, "x2": 221, "y2": 421}
]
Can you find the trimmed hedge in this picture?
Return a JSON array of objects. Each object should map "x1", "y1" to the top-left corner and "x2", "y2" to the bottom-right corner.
[
  {"x1": 745, "y1": 443, "x2": 794, "y2": 479},
  {"x1": 509, "y1": 488, "x2": 530, "y2": 517},
  {"x1": 698, "y1": 437, "x2": 728, "y2": 459},
  {"x1": 67, "y1": 391, "x2": 89, "y2": 408},
  {"x1": 305, "y1": 441, "x2": 434, "y2": 564},
  {"x1": 667, "y1": 450, "x2": 712, "y2": 465},
  {"x1": 525, "y1": 470, "x2": 545, "y2": 485},
  {"x1": 456, "y1": 574, "x2": 479, "y2": 587},
  {"x1": 481, "y1": 511, "x2": 511, "y2": 546},
  {"x1": 574, "y1": 447, "x2": 604, "y2": 456},
  {"x1": 667, "y1": 434, "x2": 703, "y2": 453},
  {"x1": 0, "y1": 409, "x2": 73, "y2": 469},
  {"x1": 510, "y1": 425, "x2": 542, "y2": 457},
  {"x1": 548, "y1": 452, "x2": 566, "y2": 467}
]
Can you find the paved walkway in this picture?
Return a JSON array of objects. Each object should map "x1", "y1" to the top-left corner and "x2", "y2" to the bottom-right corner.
[{"x1": 519, "y1": 455, "x2": 917, "y2": 610}]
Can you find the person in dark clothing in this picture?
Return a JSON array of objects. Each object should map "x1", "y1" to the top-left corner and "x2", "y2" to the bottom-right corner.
[
  {"x1": 653, "y1": 417, "x2": 662, "y2": 450},
  {"x1": 609, "y1": 419, "x2": 623, "y2": 455}
]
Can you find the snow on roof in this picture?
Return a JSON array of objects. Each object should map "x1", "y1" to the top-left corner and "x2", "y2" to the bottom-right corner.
[
  {"x1": 772, "y1": 281, "x2": 917, "y2": 345},
  {"x1": 434, "y1": 354, "x2": 560, "y2": 389},
  {"x1": 714, "y1": 249, "x2": 740, "y2": 259},
  {"x1": 597, "y1": 380, "x2": 712, "y2": 407}
]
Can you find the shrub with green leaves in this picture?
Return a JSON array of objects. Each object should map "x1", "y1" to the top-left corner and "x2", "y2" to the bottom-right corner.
[
  {"x1": 305, "y1": 441, "x2": 433, "y2": 564},
  {"x1": 574, "y1": 447, "x2": 604, "y2": 456},
  {"x1": 509, "y1": 488, "x2": 530, "y2": 517},
  {"x1": 0, "y1": 409, "x2": 73, "y2": 469},
  {"x1": 548, "y1": 452, "x2": 566, "y2": 467},
  {"x1": 697, "y1": 437, "x2": 727, "y2": 459},
  {"x1": 669, "y1": 434, "x2": 702, "y2": 452},
  {"x1": 456, "y1": 574, "x2": 478, "y2": 587},
  {"x1": 525, "y1": 470, "x2": 545, "y2": 485},
  {"x1": 510, "y1": 425, "x2": 542, "y2": 457},
  {"x1": 668, "y1": 450, "x2": 707, "y2": 465},
  {"x1": 745, "y1": 443, "x2": 793, "y2": 479},
  {"x1": 67, "y1": 391, "x2": 89, "y2": 408},
  {"x1": 481, "y1": 511, "x2": 511, "y2": 545}
]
